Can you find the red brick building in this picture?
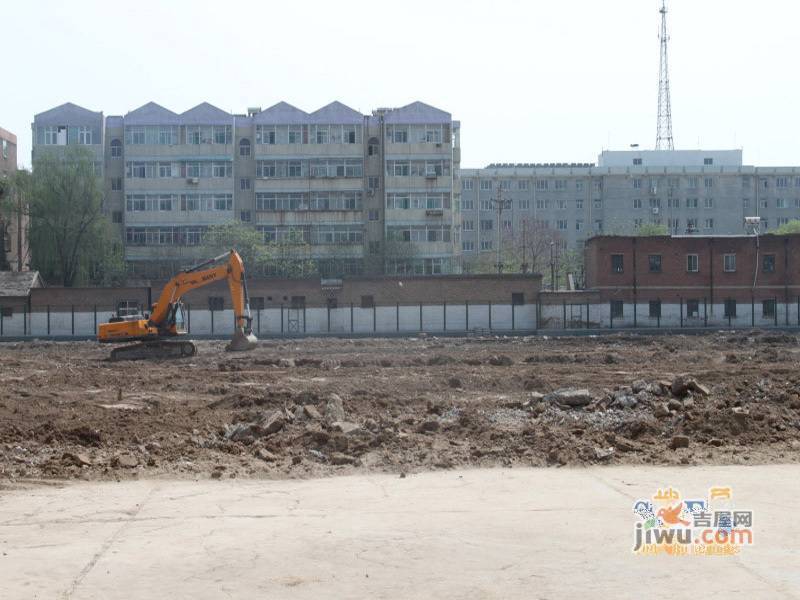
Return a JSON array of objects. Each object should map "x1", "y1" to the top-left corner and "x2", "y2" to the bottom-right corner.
[{"x1": 584, "y1": 234, "x2": 800, "y2": 326}]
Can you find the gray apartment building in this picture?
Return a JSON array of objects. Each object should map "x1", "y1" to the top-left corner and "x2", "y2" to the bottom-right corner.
[
  {"x1": 0, "y1": 125, "x2": 28, "y2": 271},
  {"x1": 460, "y1": 149, "x2": 800, "y2": 267},
  {"x1": 32, "y1": 101, "x2": 461, "y2": 279}
]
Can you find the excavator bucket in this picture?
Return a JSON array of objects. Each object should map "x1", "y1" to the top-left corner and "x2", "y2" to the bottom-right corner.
[{"x1": 226, "y1": 327, "x2": 258, "y2": 352}]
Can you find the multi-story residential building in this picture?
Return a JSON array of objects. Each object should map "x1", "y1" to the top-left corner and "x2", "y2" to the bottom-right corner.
[
  {"x1": 460, "y1": 149, "x2": 800, "y2": 266},
  {"x1": 0, "y1": 126, "x2": 28, "y2": 271},
  {"x1": 32, "y1": 100, "x2": 461, "y2": 279}
]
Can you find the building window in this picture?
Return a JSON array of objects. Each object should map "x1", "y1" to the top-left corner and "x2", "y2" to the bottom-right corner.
[
  {"x1": 763, "y1": 254, "x2": 776, "y2": 273},
  {"x1": 361, "y1": 295, "x2": 374, "y2": 309},
  {"x1": 480, "y1": 240, "x2": 493, "y2": 251},
  {"x1": 649, "y1": 300, "x2": 661, "y2": 318},
  {"x1": 240, "y1": 210, "x2": 251, "y2": 222},
  {"x1": 776, "y1": 177, "x2": 788, "y2": 188},
  {"x1": 480, "y1": 219, "x2": 493, "y2": 231},
  {"x1": 575, "y1": 219, "x2": 583, "y2": 231},
  {"x1": 112, "y1": 211, "x2": 123, "y2": 223},
  {"x1": 557, "y1": 219, "x2": 567, "y2": 230},
  {"x1": 503, "y1": 219, "x2": 512, "y2": 230},
  {"x1": 480, "y1": 180, "x2": 492, "y2": 191},
  {"x1": 576, "y1": 198, "x2": 583, "y2": 209},
  {"x1": 576, "y1": 181, "x2": 584, "y2": 192},
  {"x1": 686, "y1": 198, "x2": 698, "y2": 208},
  {"x1": 78, "y1": 126, "x2": 92, "y2": 145},
  {"x1": 462, "y1": 220, "x2": 474, "y2": 231},
  {"x1": 239, "y1": 138, "x2": 251, "y2": 156},
  {"x1": 776, "y1": 198, "x2": 787, "y2": 209},
  {"x1": 511, "y1": 292, "x2": 525, "y2": 305},
  {"x1": 704, "y1": 157, "x2": 713, "y2": 165},
  {"x1": 704, "y1": 197, "x2": 714, "y2": 208},
  {"x1": 704, "y1": 177, "x2": 713, "y2": 188},
  {"x1": 240, "y1": 178, "x2": 250, "y2": 190},
  {"x1": 633, "y1": 158, "x2": 642, "y2": 166},
  {"x1": 462, "y1": 240, "x2": 474, "y2": 252},
  {"x1": 518, "y1": 180, "x2": 529, "y2": 190},
  {"x1": 762, "y1": 299, "x2": 776, "y2": 318},
  {"x1": 519, "y1": 199, "x2": 530, "y2": 210},
  {"x1": 704, "y1": 218, "x2": 714, "y2": 229},
  {"x1": 633, "y1": 198, "x2": 642, "y2": 209},
  {"x1": 648, "y1": 254, "x2": 662, "y2": 272},
  {"x1": 593, "y1": 198, "x2": 602, "y2": 209},
  {"x1": 368, "y1": 176, "x2": 379, "y2": 190},
  {"x1": 687, "y1": 299, "x2": 699, "y2": 318},
  {"x1": 725, "y1": 298, "x2": 737, "y2": 318},
  {"x1": 686, "y1": 254, "x2": 699, "y2": 272},
  {"x1": 369, "y1": 241, "x2": 380, "y2": 254},
  {"x1": 633, "y1": 178, "x2": 642, "y2": 189},
  {"x1": 723, "y1": 254, "x2": 736, "y2": 272},
  {"x1": 111, "y1": 177, "x2": 122, "y2": 191},
  {"x1": 611, "y1": 300, "x2": 623, "y2": 319},
  {"x1": 208, "y1": 297, "x2": 224, "y2": 310},
  {"x1": 686, "y1": 218, "x2": 698, "y2": 232},
  {"x1": 743, "y1": 198, "x2": 750, "y2": 209},
  {"x1": 368, "y1": 209, "x2": 379, "y2": 221},
  {"x1": 611, "y1": 254, "x2": 624, "y2": 273},
  {"x1": 110, "y1": 139, "x2": 122, "y2": 158}
]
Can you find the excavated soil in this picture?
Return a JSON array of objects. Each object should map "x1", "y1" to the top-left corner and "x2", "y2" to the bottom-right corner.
[{"x1": 1, "y1": 332, "x2": 800, "y2": 482}]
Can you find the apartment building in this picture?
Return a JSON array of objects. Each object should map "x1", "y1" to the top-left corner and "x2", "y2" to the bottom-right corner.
[
  {"x1": 0, "y1": 126, "x2": 28, "y2": 271},
  {"x1": 460, "y1": 149, "x2": 800, "y2": 265},
  {"x1": 31, "y1": 101, "x2": 461, "y2": 279}
]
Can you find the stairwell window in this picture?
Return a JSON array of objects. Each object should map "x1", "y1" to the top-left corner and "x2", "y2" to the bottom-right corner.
[
  {"x1": 611, "y1": 254, "x2": 624, "y2": 273},
  {"x1": 648, "y1": 254, "x2": 662, "y2": 272},
  {"x1": 763, "y1": 254, "x2": 776, "y2": 273},
  {"x1": 687, "y1": 254, "x2": 699, "y2": 272}
]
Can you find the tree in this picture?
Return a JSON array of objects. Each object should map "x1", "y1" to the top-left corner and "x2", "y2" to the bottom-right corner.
[
  {"x1": 635, "y1": 223, "x2": 668, "y2": 236},
  {"x1": 774, "y1": 220, "x2": 800, "y2": 235},
  {"x1": 464, "y1": 220, "x2": 563, "y2": 276},
  {"x1": 28, "y1": 147, "x2": 124, "y2": 286},
  {"x1": 200, "y1": 222, "x2": 316, "y2": 278}
]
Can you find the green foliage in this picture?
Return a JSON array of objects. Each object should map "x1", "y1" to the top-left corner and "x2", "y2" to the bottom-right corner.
[
  {"x1": 634, "y1": 223, "x2": 668, "y2": 236},
  {"x1": 773, "y1": 220, "x2": 800, "y2": 235},
  {"x1": 27, "y1": 147, "x2": 124, "y2": 286},
  {"x1": 201, "y1": 222, "x2": 317, "y2": 278}
]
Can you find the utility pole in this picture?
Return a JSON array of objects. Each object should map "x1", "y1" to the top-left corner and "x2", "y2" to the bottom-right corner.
[
  {"x1": 521, "y1": 218, "x2": 528, "y2": 274},
  {"x1": 550, "y1": 242, "x2": 556, "y2": 291},
  {"x1": 656, "y1": 0, "x2": 675, "y2": 150},
  {"x1": 492, "y1": 181, "x2": 505, "y2": 274}
]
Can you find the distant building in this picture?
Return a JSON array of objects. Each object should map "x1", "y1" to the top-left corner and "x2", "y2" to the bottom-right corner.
[
  {"x1": 0, "y1": 126, "x2": 28, "y2": 271},
  {"x1": 32, "y1": 101, "x2": 461, "y2": 279},
  {"x1": 460, "y1": 149, "x2": 800, "y2": 267}
]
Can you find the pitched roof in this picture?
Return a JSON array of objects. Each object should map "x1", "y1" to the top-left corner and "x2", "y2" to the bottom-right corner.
[
  {"x1": 383, "y1": 101, "x2": 451, "y2": 124},
  {"x1": 308, "y1": 101, "x2": 363, "y2": 124},
  {"x1": 124, "y1": 102, "x2": 181, "y2": 125},
  {"x1": 0, "y1": 271, "x2": 44, "y2": 298},
  {"x1": 34, "y1": 102, "x2": 102, "y2": 126},
  {"x1": 252, "y1": 102, "x2": 309, "y2": 124},
  {"x1": 180, "y1": 102, "x2": 232, "y2": 125}
]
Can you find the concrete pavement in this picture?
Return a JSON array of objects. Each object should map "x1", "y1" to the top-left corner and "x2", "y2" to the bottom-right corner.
[{"x1": 1, "y1": 465, "x2": 799, "y2": 599}]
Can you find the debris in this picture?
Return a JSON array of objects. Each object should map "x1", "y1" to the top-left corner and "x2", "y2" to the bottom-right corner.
[
  {"x1": 112, "y1": 454, "x2": 138, "y2": 468},
  {"x1": 669, "y1": 435, "x2": 690, "y2": 450},
  {"x1": 62, "y1": 452, "x2": 91, "y2": 467},
  {"x1": 543, "y1": 388, "x2": 593, "y2": 407},
  {"x1": 303, "y1": 405, "x2": 323, "y2": 420},
  {"x1": 447, "y1": 377, "x2": 462, "y2": 389},
  {"x1": 418, "y1": 419, "x2": 440, "y2": 433},
  {"x1": 330, "y1": 452, "x2": 358, "y2": 465},
  {"x1": 325, "y1": 394, "x2": 346, "y2": 422},
  {"x1": 488, "y1": 355, "x2": 513, "y2": 366},
  {"x1": 255, "y1": 448, "x2": 277, "y2": 462}
]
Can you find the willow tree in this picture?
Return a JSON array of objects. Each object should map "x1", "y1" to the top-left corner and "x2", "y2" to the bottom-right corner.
[{"x1": 29, "y1": 146, "x2": 123, "y2": 286}]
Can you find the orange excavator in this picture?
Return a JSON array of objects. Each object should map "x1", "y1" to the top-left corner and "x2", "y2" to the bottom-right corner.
[{"x1": 98, "y1": 250, "x2": 258, "y2": 361}]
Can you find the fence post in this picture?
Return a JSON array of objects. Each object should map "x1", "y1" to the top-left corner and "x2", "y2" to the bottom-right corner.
[
  {"x1": 443, "y1": 301, "x2": 447, "y2": 332},
  {"x1": 303, "y1": 306, "x2": 306, "y2": 334},
  {"x1": 24, "y1": 305, "x2": 27, "y2": 336},
  {"x1": 71, "y1": 305, "x2": 75, "y2": 336},
  {"x1": 657, "y1": 298, "x2": 660, "y2": 328},
  {"x1": 679, "y1": 297, "x2": 683, "y2": 328},
  {"x1": 562, "y1": 300, "x2": 566, "y2": 330},
  {"x1": 536, "y1": 298, "x2": 541, "y2": 331},
  {"x1": 465, "y1": 300, "x2": 469, "y2": 331},
  {"x1": 0, "y1": 305, "x2": 3, "y2": 336},
  {"x1": 187, "y1": 303, "x2": 191, "y2": 334},
  {"x1": 797, "y1": 296, "x2": 799, "y2": 327},
  {"x1": 586, "y1": 302, "x2": 590, "y2": 329},
  {"x1": 396, "y1": 302, "x2": 399, "y2": 332},
  {"x1": 350, "y1": 303, "x2": 354, "y2": 334},
  {"x1": 327, "y1": 305, "x2": 331, "y2": 333},
  {"x1": 280, "y1": 303, "x2": 284, "y2": 335},
  {"x1": 211, "y1": 308, "x2": 215, "y2": 335},
  {"x1": 511, "y1": 302, "x2": 515, "y2": 331},
  {"x1": 609, "y1": 302, "x2": 613, "y2": 329},
  {"x1": 774, "y1": 298, "x2": 779, "y2": 327},
  {"x1": 93, "y1": 305, "x2": 97, "y2": 335},
  {"x1": 257, "y1": 308, "x2": 261, "y2": 335},
  {"x1": 488, "y1": 301, "x2": 493, "y2": 331},
  {"x1": 728, "y1": 309, "x2": 732, "y2": 328},
  {"x1": 751, "y1": 296, "x2": 755, "y2": 328},
  {"x1": 47, "y1": 305, "x2": 51, "y2": 336},
  {"x1": 373, "y1": 304, "x2": 376, "y2": 332},
  {"x1": 703, "y1": 297, "x2": 708, "y2": 327},
  {"x1": 633, "y1": 301, "x2": 637, "y2": 328},
  {"x1": 419, "y1": 302, "x2": 423, "y2": 331}
]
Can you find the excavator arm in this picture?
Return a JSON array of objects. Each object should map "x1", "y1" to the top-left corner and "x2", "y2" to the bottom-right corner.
[{"x1": 98, "y1": 250, "x2": 258, "y2": 358}]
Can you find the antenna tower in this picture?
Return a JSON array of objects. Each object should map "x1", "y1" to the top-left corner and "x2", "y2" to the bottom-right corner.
[{"x1": 655, "y1": 0, "x2": 674, "y2": 150}]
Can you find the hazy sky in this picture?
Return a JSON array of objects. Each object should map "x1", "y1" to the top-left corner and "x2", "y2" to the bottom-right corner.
[{"x1": 3, "y1": 0, "x2": 798, "y2": 168}]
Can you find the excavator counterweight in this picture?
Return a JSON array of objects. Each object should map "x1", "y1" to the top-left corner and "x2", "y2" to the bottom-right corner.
[{"x1": 98, "y1": 250, "x2": 258, "y2": 360}]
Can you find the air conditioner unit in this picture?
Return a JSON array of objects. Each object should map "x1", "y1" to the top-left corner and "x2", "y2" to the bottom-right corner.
[
  {"x1": 187, "y1": 177, "x2": 199, "y2": 184},
  {"x1": 652, "y1": 207, "x2": 659, "y2": 214}
]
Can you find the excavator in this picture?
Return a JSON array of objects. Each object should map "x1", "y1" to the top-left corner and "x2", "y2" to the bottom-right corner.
[{"x1": 98, "y1": 250, "x2": 258, "y2": 361}]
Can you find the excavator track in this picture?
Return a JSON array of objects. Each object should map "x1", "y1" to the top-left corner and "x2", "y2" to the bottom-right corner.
[{"x1": 110, "y1": 340, "x2": 197, "y2": 362}]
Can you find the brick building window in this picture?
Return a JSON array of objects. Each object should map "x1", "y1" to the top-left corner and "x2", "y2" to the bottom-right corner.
[
  {"x1": 724, "y1": 299, "x2": 737, "y2": 318},
  {"x1": 649, "y1": 300, "x2": 661, "y2": 318},
  {"x1": 763, "y1": 254, "x2": 776, "y2": 273},
  {"x1": 686, "y1": 254, "x2": 699, "y2": 272},
  {"x1": 648, "y1": 255, "x2": 662, "y2": 272},
  {"x1": 611, "y1": 254, "x2": 624, "y2": 273},
  {"x1": 723, "y1": 254, "x2": 736, "y2": 272},
  {"x1": 610, "y1": 301, "x2": 623, "y2": 318},
  {"x1": 762, "y1": 299, "x2": 776, "y2": 318},
  {"x1": 686, "y1": 299, "x2": 699, "y2": 318}
]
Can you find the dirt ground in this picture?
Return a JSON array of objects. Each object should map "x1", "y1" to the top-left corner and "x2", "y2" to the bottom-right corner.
[{"x1": 1, "y1": 332, "x2": 800, "y2": 482}]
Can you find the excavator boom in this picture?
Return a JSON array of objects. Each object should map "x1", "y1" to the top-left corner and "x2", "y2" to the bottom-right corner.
[{"x1": 98, "y1": 250, "x2": 258, "y2": 360}]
